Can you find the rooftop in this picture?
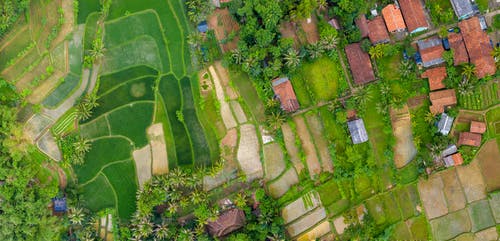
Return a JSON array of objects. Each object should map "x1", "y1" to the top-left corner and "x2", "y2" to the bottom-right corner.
[
  {"x1": 450, "y1": 0, "x2": 475, "y2": 19},
  {"x1": 344, "y1": 43, "x2": 376, "y2": 85},
  {"x1": 470, "y1": 121, "x2": 486, "y2": 134},
  {"x1": 458, "y1": 132, "x2": 482, "y2": 147},
  {"x1": 459, "y1": 16, "x2": 496, "y2": 78},
  {"x1": 347, "y1": 119, "x2": 369, "y2": 144},
  {"x1": 429, "y1": 89, "x2": 457, "y2": 114},
  {"x1": 448, "y1": 32, "x2": 469, "y2": 65},
  {"x1": 272, "y1": 77, "x2": 300, "y2": 112},
  {"x1": 398, "y1": 0, "x2": 429, "y2": 33},
  {"x1": 355, "y1": 15, "x2": 369, "y2": 38},
  {"x1": 444, "y1": 153, "x2": 464, "y2": 167},
  {"x1": 437, "y1": 113, "x2": 454, "y2": 136},
  {"x1": 382, "y1": 4, "x2": 406, "y2": 32},
  {"x1": 417, "y1": 37, "x2": 445, "y2": 68},
  {"x1": 207, "y1": 208, "x2": 246, "y2": 237},
  {"x1": 368, "y1": 16, "x2": 390, "y2": 44},
  {"x1": 421, "y1": 66, "x2": 447, "y2": 91},
  {"x1": 442, "y1": 144, "x2": 458, "y2": 157},
  {"x1": 197, "y1": 21, "x2": 208, "y2": 33}
]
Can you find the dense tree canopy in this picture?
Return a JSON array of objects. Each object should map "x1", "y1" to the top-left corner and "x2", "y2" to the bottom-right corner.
[{"x1": 0, "y1": 0, "x2": 30, "y2": 35}]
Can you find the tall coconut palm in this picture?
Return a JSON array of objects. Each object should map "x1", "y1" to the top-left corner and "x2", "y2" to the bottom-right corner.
[
  {"x1": 284, "y1": 48, "x2": 301, "y2": 69},
  {"x1": 320, "y1": 35, "x2": 338, "y2": 51},
  {"x1": 231, "y1": 48, "x2": 244, "y2": 65},
  {"x1": 306, "y1": 43, "x2": 323, "y2": 59},
  {"x1": 317, "y1": 0, "x2": 328, "y2": 12},
  {"x1": 73, "y1": 138, "x2": 91, "y2": 155},
  {"x1": 424, "y1": 111, "x2": 435, "y2": 123},
  {"x1": 83, "y1": 93, "x2": 99, "y2": 109},
  {"x1": 266, "y1": 111, "x2": 286, "y2": 130},
  {"x1": 68, "y1": 207, "x2": 85, "y2": 226},
  {"x1": 399, "y1": 60, "x2": 414, "y2": 77},
  {"x1": 461, "y1": 63, "x2": 476, "y2": 80},
  {"x1": 369, "y1": 45, "x2": 384, "y2": 59},
  {"x1": 76, "y1": 102, "x2": 92, "y2": 121},
  {"x1": 154, "y1": 222, "x2": 171, "y2": 241},
  {"x1": 491, "y1": 46, "x2": 500, "y2": 60}
]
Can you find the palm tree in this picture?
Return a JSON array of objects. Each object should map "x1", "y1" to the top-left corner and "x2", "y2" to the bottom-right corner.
[
  {"x1": 369, "y1": 45, "x2": 384, "y2": 59},
  {"x1": 317, "y1": 0, "x2": 328, "y2": 12},
  {"x1": 73, "y1": 138, "x2": 91, "y2": 155},
  {"x1": 491, "y1": 46, "x2": 500, "y2": 60},
  {"x1": 306, "y1": 43, "x2": 323, "y2": 59},
  {"x1": 154, "y1": 222, "x2": 170, "y2": 241},
  {"x1": 76, "y1": 102, "x2": 92, "y2": 121},
  {"x1": 68, "y1": 207, "x2": 85, "y2": 226},
  {"x1": 458, "y1": 81, "x2": 474, "y2": 95},
  {"x1": 266, "y1": 111, "x2": 286, "y2": 130},
  {"x1": 320, "y1": 35, "x2": 338, "y2": 51},
  {"x1": 187, "y1": 32, "x2": 202, "y2": 47},
  {"x1": 424, "y1": 111, "x2": 435, "y2": 123},
  {"x1": 231, "y1": 49, "x2": 244, "y2": 65},
  {"x1": 461, "y1": 63, "x2": 476, "y2": 80},
  {"x1": 399, "y1": 60, "x2": 414, "y2": 77},
  {"x1": 284, "y1": 48, "x2": 301, "y2": 69},
  {"x1": 83, "y1": 93, "x2": 99, "y2": 109}
]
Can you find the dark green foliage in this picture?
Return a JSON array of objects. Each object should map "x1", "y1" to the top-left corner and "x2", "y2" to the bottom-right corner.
[
  {"x1": 0, "y1": 0, "x2": 30, "y2": 35},
  {"x1": 494, "y1": 14, "x2": 500, "y2": 30}
]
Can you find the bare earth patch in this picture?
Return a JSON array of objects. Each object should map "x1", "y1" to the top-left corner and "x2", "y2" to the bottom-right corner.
[
  {"x1": 133, "y1": 144, "x2": 152, "y2": 189},
  {"x1": 296, "y1": 220, "x2": 331, "y2": 241},
  {"x1": 474, "y1": 227, "x2": 498, "y2": 241},
  {"x1": 221, "y1": 128, "x2": 237, "y2": 148},
  {"x1": 390, "y1": 106, "x2": 417, "y2": 168},
  {"x1": 299, "y1": 17, "x2": 319, "y2": 44},
  {"x1": 263, "y1": 142, "x2": 286, "y2": 181},
  {"x1": 279, "y1": 21, "x2": 300, "y2": 48},
  {"x1": 333, "y1": 216, "x2": 348, "y2": 235},
  {"x1": 14, "y1": 56, "x2": 51, "y2": 90},
  {"x1": 203, "y1": 159, "x2": 239, "y2": 191},
  {"x1": 286, "y1": 207, "x2": 327, "y2": 238},
  {"x1": 418, "y1": 175, "x2": 448, "y2": 219},
  {"x1": 282, "y1": 191, "x2": 321, "y2": 224},
  {"x1": 208, "y1": 66, "x2": 237, "y2": 129},
  {"x1": 281, "y1": 123, "x2": 304, "y2": 173},
  {"x1": 27, "y1": 70, "x2": 66, "y2": 104},
  {"x1": 476, "y1": 139, "x2": 500, "y2": 192},
  {"x1": 37, "y1": 131, "x2": 61, "y2": 161},
  {"x1": 293, "y1": 116, "x2": 321, "y2": 179},
  {"x1": 236, "y1": 124, "x2": 263, "y2": 180},
  {"x1": 24, "y1": 114, "x2": 54, "y2": 141},
  {"x1": 441, "y1": 168, "x2": 466, "y2": 212},
  {"x1": 305, "y1": 113, "x2": 333, "y2": 173},
  {"x1": 456, "y1": 161, "x2": 486, "y2": 203},
  {"x1": 206, "y1": 8, "x2": 240, "y2": 53},
  {"x1": 147, "y1": 123, "x2": 168, "y2": 175},
  {"x1": 230, "y1": 100, "x2": 247, "y2": 124},
  {"x1": 267, "y1": 168, "x2": 299, "y2": 198}
]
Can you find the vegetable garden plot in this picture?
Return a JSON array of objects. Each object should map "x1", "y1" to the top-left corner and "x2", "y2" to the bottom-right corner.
[
  {"x1": 102, "y1": 35, "x2": 162, "y2": 74},
  {"x1": 107, "y1": 101, "x2": 154, "y2": 148},
  {"x1": 76, "y1": 137, "x2": 133, "y2": 183},
  {"x1": 81, "y1": 174, "x2": 116, "y2": 212},
  {"x1": 43, "y1": 73, "x2": 81, "y2": 108},
  {"x1": 1, "y1": 47, "x2": 40, "y2": 81},
  {"x1": 102, "y1": 160, "x2": 138, "y2": 220},
  {"x1": 104, "y1": 11, "x2": 170, "y2": 72},
  {"x1": 0, "y1": 27, "x2": 32, "y2": 70},
  {"x1": 159, "y1": 75, "x2": 193, "y2": 165},
  {"x1": 98, "y1": 65, "x2": 158, "y2": 94}
]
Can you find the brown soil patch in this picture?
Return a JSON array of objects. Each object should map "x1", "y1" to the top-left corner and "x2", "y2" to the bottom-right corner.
[
  {"x1": 50, "y1": 0, "x2": 74, "y2": 49},
  {"x1": 281, "y1": 123, "x2": 305, "y2": 174},
  {"x1": 440, "y1": 168, "x2": 466, "y2": 212},
  {"x1": 147, "y1": 123, "x2": 168, "y2": 175},
  {"x1": 418, "y1": 175, "x2": 448, "y2": 219},
  {"x1": 268, "y1": 168, "x2": 299, "y2": 198},
  {"x1": 24, "y1": 114, "x2": 54, "y2": 141},
  {"x1": 390, "y1": 106, "x2": 417, "y2": 168},
  {"x1": 44, "y1": 162, "x2": 67, "y2": 189},
  {"x1": 333, "y1": 216, "x2": 347, "y2": 235},
  {"x1": 457, "y1": 112, "x2": 484, "y2": 123},
  {"x1": 133, "y1": 145, "x2": 152, "y2": 189},
  {"x1": 263, "y1": 143, "x2": 286, "y2": 181},
  {"x1": 12, "y1": 55, "x2": 50, "y2": 90},
  {"x1": 476, "y1": 139, "x2": 500, "y2": 192},
  {"x1": 456, "y1": 160, "x2": 486, "y2": 203},
  {"x1": 208, "y1": 65, "x2": 237, "y2": 129},
  {"x1": 299, "y1": 17, "x2": 319, "y2": 44},
  {"x1": 407, "y1": 95, "x2": 427, "y2": 108},
  {"x1": 207, "y1": 8, "x2": 240, "y2": 53},
  {"x1": 236, "y1": 124, "x2": 263, "y2": 180},
  {"x1": 475, "y1": 227, "x2": 498, "y2": 241},
  {"x1": 287, "y1": 207, "x2": 327, "y2": 238},
  {"x1": 221, "y1": 128, "x2": 237, "y2": 148},
  {"x1": 293, "y1": 116, "x2": 321, "y2": 179},
  {"x1": 282, "y1": 191, "x2": 321, "y2": 224},
  {"x1": 27, "y1": 70, "x2": 65, "y2": 104},
  {"x1": 305, "y1": 113, "x2": 333, "y2": 173},
  {"x1": 37, "y1": 131, "x2": 62, "y2": 161},
  {"x1": 296, "y1": 220, "x2": 331, "y2": 241},
  {"x1": 280, "y1": 21, "x2": 301, "y2": 48}
]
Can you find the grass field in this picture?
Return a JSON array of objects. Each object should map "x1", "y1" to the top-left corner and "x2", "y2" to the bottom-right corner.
[{"x1": 77, "y1": 0, "x2": 101, "y2": 24}]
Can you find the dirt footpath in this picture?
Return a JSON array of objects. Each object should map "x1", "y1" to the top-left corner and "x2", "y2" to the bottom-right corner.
[{"x1": 208, "y1": 66, "x2": 237, "y2": 129}]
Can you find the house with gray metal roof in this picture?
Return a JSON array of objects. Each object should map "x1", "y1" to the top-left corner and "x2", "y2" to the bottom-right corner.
[
  {"x1": 437, "y1": 113, "x2": 454, "y2": 135},
  {"x1": 347, "y1": 119, "x2": 369, "y2": 144},
  {"x1": 450, "y1": 0, "x2": 475, "y2": 20}
]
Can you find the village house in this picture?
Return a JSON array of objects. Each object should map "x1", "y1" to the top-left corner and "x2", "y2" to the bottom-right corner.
[
  {"x1": 51, "y1": 197, "x2": 67, "y2": 216},
  {"x1": 470, "y1": 121, "x2": 486, "y2": 134},
  {"x1": 459, "y1": 16, "x2": 496, "y2": 78},
  {"x1": 197, "y1": 21, "x2": 209, "y2": 34},
  {"x1": 437, "y1": 113, "x2": 454, "y2": 135},
  {"x1": 368, "y1": 16, "x2": 390, "y2": 44},
  {"x1": 448, "y1": 32, "x2": 469, "y2": 65},
  {"x1": 347, "y1": 118, "x2": 369, "y2": 144},
  {"x1": 398, "y1": 0, "x2": 429, "y2": 33},
  {"x1": 442, "y1": 144, "x2": 458, "y2": 157},
  {"x1": 206, "y1": 208, "x2": 246, "y2": 238},
  {"x1": 272, "y1": 77, "x2": 300, "y2": 113},
  {"x1": 429, "y1": 89, "x2": 457, "y2": 114},
  {"x1": 458, "y1": 132, "x2": 482, "y2": 146},
  {"x1": 421, "y1": 66, "x2": 447, "y2": 91},
  {"x1": 328, "y1": 18, "x2": 341, "y2": 30},
  {"x1": 450, "y1": 0, "x2": 475, "y2": 20},
  {"x1": 355, "y1": 15, "x2": 370, "y2": 38},
  {"x1": 382, "y1": 4, "x2": 406, "y2": 33},
  {"x1": 443, "y1": 153, "x2": 464, "y2": 167},
  {"x1": 417, "y1": 37, "x2": 445, "y2": 68},
  {"x1": 345, "y1": 43, "x2": 376, "y2": 85}
]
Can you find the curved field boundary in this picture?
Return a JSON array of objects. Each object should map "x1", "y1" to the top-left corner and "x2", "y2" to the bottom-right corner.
[
  {"x1": 98, "y1": 65, "x2": 159, "y2": 95},
  {"x1": 80, "y1": 159, "x2": 131, "y2": 186},
  {"x1": 98, "y1": 74, "x2": 158, "y2": 97},
  {"x1": 164, "y1": 0, "x2": 186, "y2": 77},
  {"x1": 52, "y1": 110, "x2": 77, "y2": 136},
  {"x1": 155, "y1": 94, "x2": 178, "y2": 168},
  {"x1": 106, "y1": 101, "x2": 155, "y2": 148}
]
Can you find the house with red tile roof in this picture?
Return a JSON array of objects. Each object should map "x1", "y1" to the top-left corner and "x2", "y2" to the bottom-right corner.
[
  {"x1": 448, "y1": 32, "x2": 469, "y2": 65},
  {"x1": 356, "y1": 15, "x2": 369, "y2": 38},
  {"x1": 444, "y1": 153, "x2": 464, "y2": 167},
  {"x1": 421, "y1": 67, "x2": 447, "y2": 91},
  {"x1": 272, "y1": 77, "x2": 300, "y2": 113},
  {"x1": 368, "y1": 16, "x2": 390, "y2": 44},
  {"x1": 345, "y1": 43, "x2": 376, "y2": 85},
  {"x1": 382, "y1": 4, "x2": 406, "y2": 32},
  {"x1": 459, "y1": 16, "x2": 496, "y2": 78},
  {"x1": 458, "y1": 132, "x2": 482, "y2": 147},
  {"x1": 398, "y1": 0, "x2": 429, "y2": 33},
  {"x1": 418, "y1": 37, "x2": 445, "y2": 68},
  {"x1": 429, "y1": 89, "x2": 457, "y2": 114},
  {"x1": 470, "y1": 121, "x2": 486, "y2": 134}
]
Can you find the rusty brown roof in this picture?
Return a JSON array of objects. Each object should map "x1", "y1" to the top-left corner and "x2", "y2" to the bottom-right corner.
[
  {"x1": 429, "y1": 89, "x2": 457, "y2": 114},
  {"x1": 470, "y1": 121, "x2": 486, "y2": 134},
  {"x1": 368, "y1": 16, "x2": 390, "y2": 44},
  {"x1": 356, "y1": 15, "x2": 369, "y2": 38},
  {"x1": 206, "y1": 209, "x2": 246, "y2": 237},
  {"x1": 272, "y1": 77, "x2": 300, "y2": 112},
  {"x1": 345, "y1": 43, "x2": 376, "y2": 85},
  {"x1": 422, "y1": 67, "x2": 447, "y2": 91},
  {"x1": 452, "y1": 153, "x2": 463, "y2": 166},
  {"x1": 399, "y1": 0, "x2": 429, "y2": 33},
  {"x1": 448, "y1": 32, "x2": 469, "y2": 65},
  {"x1": 418, "y1": 37, "x2": 445, "y2": 67},
  {"x1": 382, "y1": 4, "x2": 406, "y2": 32},
  {"x1": 459, "y1": 16, "x2": 496, "y2": 78},
  {"x1": 458, "y1": 132, "x2": 482, "y2": 147}
]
